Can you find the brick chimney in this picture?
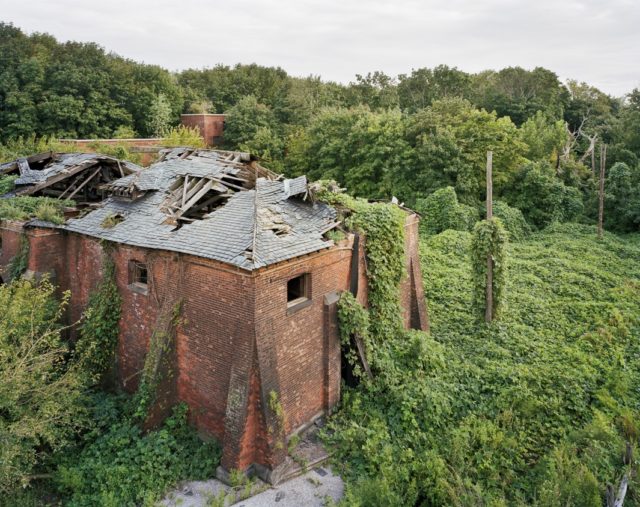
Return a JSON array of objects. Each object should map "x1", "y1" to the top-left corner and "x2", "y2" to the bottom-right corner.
[{"x1": 180, "y1": 114, "x2": 225, "y2": 147}]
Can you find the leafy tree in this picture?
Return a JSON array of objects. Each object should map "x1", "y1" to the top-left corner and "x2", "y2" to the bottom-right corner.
[
  {"x1": 346, "y1": 71, "x2": 399, "y2": 110},
  {"x1": 503, "y1": 161, "x2": 584, "y2": 228},
  {"x1": 288, "y1": 107, "x2": 413, "y2": 199},
  {"x1": 238, "y1": 126, "x2": 285, "y2": 172},
  {"x1": 146, "y1": 93, "x2": 173, "y2": 137},
  {"x1": 472, "y1": 67, "x2": 568, "y2": 125},
  {"x1": 519, "y1": 110, "x2": 567, "y2": 163},
  {"x1": 406, "y1": 98, "x2": 526, "y2": 204},
  {"x1": 280, "y1": 75, "x2": 347, "y2": 126},
  {"x1": 0, "y1": 280, "x2": 87, "y2": 494},
  {"x1": 223, "y1": 95, "x2": 280, "y2": 149},
  {"x1": 397, "y1": 65, "x2": 472, "y2": 112},
  {"x1": 604, "y1": 162, "x2": 640, "y2": 232}
]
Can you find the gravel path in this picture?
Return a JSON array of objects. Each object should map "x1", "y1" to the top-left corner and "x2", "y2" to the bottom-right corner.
[{"x1": 163, "y1": 466, "x2": 343, "y2": 507}]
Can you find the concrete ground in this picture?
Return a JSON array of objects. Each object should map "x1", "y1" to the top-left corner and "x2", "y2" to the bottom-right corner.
[{"x1": 162, "y1": 466, "x2": 343, "y2": 507}]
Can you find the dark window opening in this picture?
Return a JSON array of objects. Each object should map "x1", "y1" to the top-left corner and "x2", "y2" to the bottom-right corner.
[
  {"x1": 134, "y1": 263, "x2": 148, "y2": 285},
  {"x1": 129, "y1": 260, "x2": 148, "y2": 292},
  {"x1": 287, "y1": 273, "x2": 310, "y2": 309}
]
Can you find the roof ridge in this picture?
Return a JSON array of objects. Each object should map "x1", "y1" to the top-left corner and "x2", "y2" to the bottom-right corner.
[{"x1": 249, "y1": 173, "x2": 261, "y2": 267}]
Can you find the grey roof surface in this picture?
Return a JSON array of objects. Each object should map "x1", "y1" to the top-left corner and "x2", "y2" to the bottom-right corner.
[
  {"x1": 4, "y1": 153, "x2": 142, "y2": 186},
  {"x1": 63, "y1": 151, "x2": 337, "y2": 271}
]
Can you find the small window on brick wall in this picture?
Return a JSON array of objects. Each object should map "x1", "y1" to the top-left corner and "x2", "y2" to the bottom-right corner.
[
  {"x1": 129, "y1": 260, "x2": 148, "y2": 294},
  {"x1": 287, "y1": 273, "x2": 311, "y2": 313}
]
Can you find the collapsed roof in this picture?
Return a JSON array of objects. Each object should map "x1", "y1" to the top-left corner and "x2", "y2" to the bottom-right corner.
[
  {"x1": 0, "y1": 152, "x2": 141, "y2": 203},
  {"x1": 58, "y1": 148, "x2": 340, "y2": 271}
]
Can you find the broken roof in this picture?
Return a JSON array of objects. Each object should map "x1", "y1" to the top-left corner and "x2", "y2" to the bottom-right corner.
[
  {"x1": 62, "y1": 148, "x2": 338, "y2": 271},
  {"x1": 0, "y1": 152, "x2": 142, "y2": 201}
]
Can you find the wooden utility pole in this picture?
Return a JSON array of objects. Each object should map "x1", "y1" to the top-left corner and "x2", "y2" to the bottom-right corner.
[
  {"x1": 598, "y1": 144, "x2": 607, "y2": 240},
  {"x1": 485, "y1": 151, "x2": 493, "y2": 323}
]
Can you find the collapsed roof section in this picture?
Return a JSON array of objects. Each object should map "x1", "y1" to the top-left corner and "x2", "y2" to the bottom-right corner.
[
  {"x1": 0, "y1": 152, "x2": 142, "y2": 204},
  {"x1": 63, "y1": 149, "x2": 340, "y2": 271}
]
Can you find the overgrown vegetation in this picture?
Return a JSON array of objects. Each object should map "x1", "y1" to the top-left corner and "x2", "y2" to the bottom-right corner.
[
  {"x1": 0, "y1": 280, "x2": 84, "y2": 495},
  {"x1": 56, "y1": 402, "x2": 220, "y2": 507},
  {"x1": 7, "y1": 233, "x2": 29, "y2": 280},
  {"x1": 133, "y1": 300, "x2": 183, "y2": 420},
  {"x1": 0, "y1": 196, "x2": 74, "y2": 224},
  {"x1": 0, "y1": 270, "x2": 220, "y2": 505},
  {"x1": 327, "y1": 224, "x2": 640, "y2": 506},
  {"x1": 3, "y1": 19, "x2": 640, "y2": 507},
  {"x1": 316, "y1": 185, "x2": 406, "y2": 340},
  {"x1": 74, "y1": 252, "x2": 122, "y2": 383},
  {"x1": 470, "y1": 217, "x2": 508, "y2": 319}
]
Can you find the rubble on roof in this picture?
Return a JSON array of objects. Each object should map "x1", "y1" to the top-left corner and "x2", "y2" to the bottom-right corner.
[
  {"x1": 62, "y1": 148, "x2": 340, "y2": 271},
  {"x1": 0, "y1": 152, "x2": 141, "y2": 204}
]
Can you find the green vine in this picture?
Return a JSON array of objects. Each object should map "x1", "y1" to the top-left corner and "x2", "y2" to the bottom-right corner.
[
  {"x1": 316, "y1": 182, "x2": 406, "y2": 341},
  {"x1": 7, "y1": 233, "x2": 29, "y2": 280},
  {"x1": 471, "y1": 217, "x2": 508, "y2": 320},
  {"x1": 75, "y1": 249, "x2": 122, "y2": 383},
  {"x1": 134, "y1": 300, "x2": 183, "y2": 420}
]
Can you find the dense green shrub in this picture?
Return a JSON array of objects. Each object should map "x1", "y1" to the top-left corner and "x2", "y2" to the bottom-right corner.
[
  {"x1": 604, "y1": 162, "x2": 640, "y2": 232},
  {"x1": 317, "y1": 185, "x2": 406, "y2": 340},
  {"x1": 337, "y1": 292, "x2": 372, "y2": 380},
  {"x1": 493, "y1": 200, "x2": 531, "y2": 241},
  {"x1": 0, "y1": 175, "x2": 17, "y2": 195},
  {"x1": 0, "y1": 280, "x2": 87, "y2": 494},
  {"x1": 416, "y1": 186, "x2": 479, "y2": 235},
  {"x1": 56, "y1": 403, "x2": 221, "y2": 507},
  {"x1": 0, "y1": 196, "x2": 74, "y2": 224}
]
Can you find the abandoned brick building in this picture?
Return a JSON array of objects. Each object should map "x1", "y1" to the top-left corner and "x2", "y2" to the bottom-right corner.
[{"x1": 0, "y1": 148, "x2": 429, "y2": 482}]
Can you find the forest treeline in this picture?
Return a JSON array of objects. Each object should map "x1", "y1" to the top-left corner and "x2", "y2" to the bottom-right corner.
[{"x1": 2, "y1": 20, "x2": 640, "y2": 235}]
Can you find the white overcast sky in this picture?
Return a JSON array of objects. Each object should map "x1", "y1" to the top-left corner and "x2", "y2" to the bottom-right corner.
[{"x1": 1, "y1": 0, "x2": 639, "y2": 96}]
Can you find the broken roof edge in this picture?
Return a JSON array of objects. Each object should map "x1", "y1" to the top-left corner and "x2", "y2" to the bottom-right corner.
[
  {"x1": 0, "y1": 152, "x2": 143, "y2": 176},
  {"x1": 55, "y1": 220, "x2": 337, "y2": 273}
]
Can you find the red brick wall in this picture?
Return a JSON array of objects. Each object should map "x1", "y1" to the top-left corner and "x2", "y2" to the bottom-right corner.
[
  {"x1": 253, "y1": 243, "x2": 354, "y2": 435},
  {"x1": 176, "y1": 259, "x2": 255, "y2": 441},
  {"x1": 399, "y1": 214, "x2": 430, "y2": 332},
  {"x1": 0, "y1": 221, "x2": 25, "y2": 281}
]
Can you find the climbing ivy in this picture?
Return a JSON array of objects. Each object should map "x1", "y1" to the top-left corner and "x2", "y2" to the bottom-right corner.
[
  {"x1": 74, "y1": 249, "x2": 122, "y2": 384},
  {"x1": 316, "y1": 182, "x2": 406, "y2": 341},
  {"x1": 134, "y1": 300, "x2": 183, "y2": 420},
  {"x1": 470, "y1": 217, "x2": 508, "y2": 320}
]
